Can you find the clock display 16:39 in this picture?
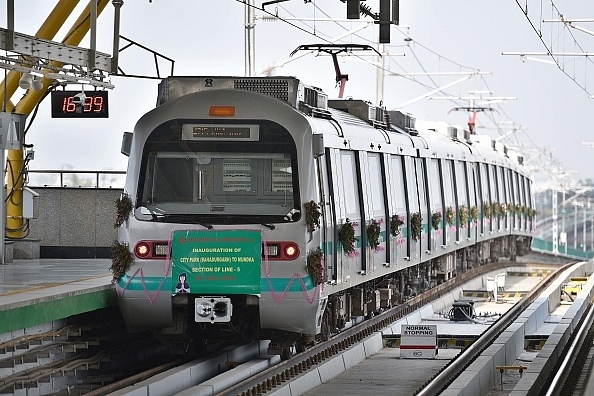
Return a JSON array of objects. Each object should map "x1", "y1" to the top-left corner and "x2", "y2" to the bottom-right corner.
[{"x1": 50, "y1": 90, "x2": 109, "y2": 118}]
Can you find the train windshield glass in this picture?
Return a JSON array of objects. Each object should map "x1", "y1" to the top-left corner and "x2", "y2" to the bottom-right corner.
[{"x1": 136, "y1": 121, "x2": 299, "y2": 224}]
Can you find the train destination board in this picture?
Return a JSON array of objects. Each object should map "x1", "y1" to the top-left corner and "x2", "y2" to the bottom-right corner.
[{"x1": 182, "y1": 124, "x2": 259, "y2": 141}]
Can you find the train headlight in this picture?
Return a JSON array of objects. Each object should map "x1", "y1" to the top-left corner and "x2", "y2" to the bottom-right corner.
[
  {"x1": 284, "y1": 243, "x2": 300, "y2": 259},
  {"x1": 133, "y1": 240, "x2": 169, "y2": 259},
  {"x1": 135, "y1": 242, "x2": 151, "y2": 258}
]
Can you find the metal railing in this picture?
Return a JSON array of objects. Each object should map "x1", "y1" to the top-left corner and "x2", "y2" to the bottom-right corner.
[{"x1": 27, "y1": 169, "x2": 126, "y2": 189}]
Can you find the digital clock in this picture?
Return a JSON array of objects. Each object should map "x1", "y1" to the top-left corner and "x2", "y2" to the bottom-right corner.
[{"x1": 50, "y1": 90, "x2": 109, "y2": 118}]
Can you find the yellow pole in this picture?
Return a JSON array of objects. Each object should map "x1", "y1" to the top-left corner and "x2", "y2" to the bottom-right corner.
[
  {"x1": 7, "y1": 0, "x2": 111, "y2": 239},
  {"x1": 0, "y1": 0, "x2": 79, "y2": 109},
  {"x1": 5, "y1": 0, "x2": 80, "y2": 239}
]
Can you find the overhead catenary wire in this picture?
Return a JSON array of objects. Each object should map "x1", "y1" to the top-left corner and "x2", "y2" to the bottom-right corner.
[{"x1": 238, "y1": 0, "x2": 570, "y2": 181}]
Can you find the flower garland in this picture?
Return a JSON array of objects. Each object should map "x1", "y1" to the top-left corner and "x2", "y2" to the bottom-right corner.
[
  {"x1": 493, "y1": 202, "x2": 502, "y2": 217},
  {"x1": 470, "y1": 205, "x2": 479, "y2": 223},
  {"x1": 390, "y1": 214, "x2": 404, "y2": 236},
  {"x1": 110, "y1": 240, "x2": 133, "y2": 283},
  {"x1": 366, "y1": 219, "x2": 381, "y2": 249},
  {"x1": 114, "y1": 193, "x2": 133, "y2": 228},
  {"x1": 459, "y1": 205, "x2": 469, "y2": 226},
  {"x1": 306, "y1": 247, "x2": 324, "y2": 285},
  {"x1": 431, "y1": 211, "x2": 442, "y2": 230},
  {"x1": 484, "y1": 202, "x2": 492, "y2": 218},
  {"x1": 411, "y1": 212, "x2": 422, "y2": 241},
  {"x1": 304, "y1": 200, "x2": 322, "y2": 232},
  {"x1": 445, "y1": 206, "x2": 455, "y2": 227},
  {"x1": 339, "y1": 218, "x2": 357, "y2": 255}
]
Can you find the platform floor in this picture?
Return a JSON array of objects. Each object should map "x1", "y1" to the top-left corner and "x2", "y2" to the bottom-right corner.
[
  {"x1": 0, "y1": 259, "x2": 115, "y2": 335},
  {"x1": 0, "y1": 258, "x2": 111, "y2": 295}
]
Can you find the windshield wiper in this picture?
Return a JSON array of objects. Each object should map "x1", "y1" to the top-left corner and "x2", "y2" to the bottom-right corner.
[{"x1": 261, "y1": 223, "x2": 276, "y2": 230}]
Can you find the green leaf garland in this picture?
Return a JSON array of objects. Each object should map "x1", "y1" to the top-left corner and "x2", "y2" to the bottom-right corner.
[
  {"x1": 110, "y1": 240, "x2": 133, "y2": 283},
  {"x1": 431, "y1": 211, "x2": 442, "y2": 230},
  {"x1": 339, "y1": 218, "x2": 357, "y2": 255},
  {"x1": 114, "y1": 193, "x2": 133, "y2": 228},
  {"x1": 306, "y1": 247, "x2": 324, "y2": 285},
  {"x1": 367, "y1": 219, "x2": 381, "y2": 249},
  {"x1": 304, "y1": 200, "x2": 322, "y2": 232},
  {"x1": 390, "y1": 214, "x2": 404, "y2": 236},
  {"x1": 411, "y1": 212, "x2": 422, "y2": 241}
]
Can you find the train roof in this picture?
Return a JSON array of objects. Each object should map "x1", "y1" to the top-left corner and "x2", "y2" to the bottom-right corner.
[{"x1": 156, "y1": 76, "x2": 528, "y2": 174}]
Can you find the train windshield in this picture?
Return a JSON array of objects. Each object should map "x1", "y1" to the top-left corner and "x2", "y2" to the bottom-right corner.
[{"x1": 136, "y1": 120, "x2": 300, "y2": 224}]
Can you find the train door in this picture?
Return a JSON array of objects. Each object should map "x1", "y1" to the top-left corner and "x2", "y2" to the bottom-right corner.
[
  {"x1": 467, "y1": 162, "x2": 478, "y2": 241},
  {"x1": 479, "y1": 163, "x2": 492, "y2": 234},
  {"x1": 360, "y1": 152, "x2": 387, "y2": 273},
  {"x1": 319, "y1": 149, "x2": 336, "y2": 283},
  {"x1": 329, "y1": 149, "x2": 363, "y2": 280},
  {"x1": 388, "y1": 155, "x2": 408, "y2": 268},
  {"x1": 512, "y1": 171, "x2": 521, "y2": 230},
  {"x1": 442, "y1": 159, "x2": 456, "y2": 247},
  {"x1": 489, "y1": 165, "x2": 499, "y2": 233},
  {"x1": 404, "y1": 156, "x2": 421, "y2": 263},
  {"x1": 416, "y1": 158, "x2": 430, "y2": 263},
  {"x1": 475, "y1": 163, "x2": 485, "y2": 237},
  {"x1": 499, "y1": 167, "x2": 509, "y2": 231},
  {"x1": 520, "y1": 176, "x2": 532, "y2": 232},
  {"x1": 427, "y1": 158, "x2": 444, "y2": 253},
  {"x1": 454, "y1": 160, "x2": 470, "y2": 242},
  {"x1": 494, "y1": 165, "x2": 504, "y2": 232}
]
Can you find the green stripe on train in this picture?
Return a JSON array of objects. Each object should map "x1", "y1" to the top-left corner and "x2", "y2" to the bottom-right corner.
[{"x1": 117, "y1": 275, "x2": 316, "y2": 292}]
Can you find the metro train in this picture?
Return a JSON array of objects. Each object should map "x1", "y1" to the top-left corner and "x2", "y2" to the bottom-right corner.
[{"x1": 113, "y1": 76, "x2": 534, "y2": 355}]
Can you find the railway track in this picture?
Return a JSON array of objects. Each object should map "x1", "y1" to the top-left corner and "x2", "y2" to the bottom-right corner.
[
  {"x1": 0, "y1": 256, "x2": 576, "y2": 395},
  {"x1": 109, "y1": 259, "x2": 570, "y2": 395}
]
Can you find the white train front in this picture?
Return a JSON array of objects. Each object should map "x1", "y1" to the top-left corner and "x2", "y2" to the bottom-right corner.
[{"x1": 114, "y1": 76, "x2": 533, "y2": 355}]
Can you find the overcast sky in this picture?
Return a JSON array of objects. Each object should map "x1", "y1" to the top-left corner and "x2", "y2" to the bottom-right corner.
[{"x1": 2, "y1": 1, "x2": 594, "y2": 189}]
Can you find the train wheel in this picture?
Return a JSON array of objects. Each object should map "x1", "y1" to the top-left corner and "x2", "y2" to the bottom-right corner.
[{"x1": 281, "y1": 347, "x2": 292, "y2": 360}]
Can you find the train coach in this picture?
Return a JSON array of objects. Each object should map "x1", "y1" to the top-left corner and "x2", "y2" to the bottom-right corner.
[{"x1": 113, "y1": 76, "x2": 534, "y2": 356}]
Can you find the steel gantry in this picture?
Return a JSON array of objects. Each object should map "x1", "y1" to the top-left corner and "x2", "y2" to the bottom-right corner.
[{"x1": 0, "y1": 0, "x2": 121, "y2": 250}]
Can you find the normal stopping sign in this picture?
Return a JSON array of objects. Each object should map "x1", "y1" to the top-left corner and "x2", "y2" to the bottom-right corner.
[{"x1": 400, "y1": 324, "x2": 437, "y2": 359}]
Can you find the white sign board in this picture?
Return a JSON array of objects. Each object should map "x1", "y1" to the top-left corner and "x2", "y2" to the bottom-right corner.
[{"x1": 400, "y1": 324, "x2": 437, "y2": 359}]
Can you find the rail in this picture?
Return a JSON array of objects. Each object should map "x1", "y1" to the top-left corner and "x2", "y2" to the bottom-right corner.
[
  {"x1": 545, "y1": 301, "x2": 594, "y2": 395},
  {"x1": 415, "y1": 261, "x2": 574, "y2": 395},
  {"x1": 27, "y1": 169, "x2": 126, "y2": 189}
]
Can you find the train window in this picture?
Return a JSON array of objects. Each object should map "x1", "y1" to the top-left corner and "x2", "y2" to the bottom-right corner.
[
  {"x1": 427, "y1": 159, "x2": 442, "y2": 211},
  {"x1": 466, "y1": 162, "x2": 477, "y2": 214},
  {"x1": 499, "y1": 167, "x2": 514, "y2": 203},
  {"x1": 455, "y1": 161, "x2": 468, "y2": 208},
  {"x1": 488, "y1": 165, "x2": 497, "y2": 205},
  {"x1": 443, "y1": 160, "x2": 455, "y2": 209},
  {"x1": 404, "y1": 156, "x2": 420, "y2": 215},
  {"x1": 139, "y1": 151, "x2": 296, "y2": 218},
  {"x1": 479, "y1": 163, "x2": 490, "y2": 205},
  {"x1": 416, "y1": 159, "x2": 428, "y2": 210},
  {"x1": 367, "y1": 153, "x2": 384, "y2": 215},
  {"x1": 340, "y1": 151, "x2": 360, "y2": 216},
  {"x1": 390, "y1": 155, "x2": 406, "y2": 215},
  {"x1": 149, "y1": 157, "x2": 194, "y2": 202}
]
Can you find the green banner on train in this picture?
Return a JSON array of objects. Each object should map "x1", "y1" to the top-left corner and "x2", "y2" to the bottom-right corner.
[{"x1": 171, "y1": 229, "x2": 262, "y2": 295}]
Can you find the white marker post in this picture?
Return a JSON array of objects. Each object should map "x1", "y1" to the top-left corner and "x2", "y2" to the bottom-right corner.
[{"x1": 400, "y1": 324, "x2": 437, "y2": 358}]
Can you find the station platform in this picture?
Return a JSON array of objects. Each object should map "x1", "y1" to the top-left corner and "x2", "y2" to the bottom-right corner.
[{"x1": 0, "y1": 259, "x2": 115, "y2": 334}]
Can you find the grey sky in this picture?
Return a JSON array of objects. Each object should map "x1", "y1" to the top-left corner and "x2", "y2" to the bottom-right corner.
[{"x1": 2, "y1": 1, "x2": 593, "y2": 188}]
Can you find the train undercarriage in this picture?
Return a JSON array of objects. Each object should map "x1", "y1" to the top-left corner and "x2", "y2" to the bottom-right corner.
[{"x1": 154, "y1": 235, "x2": 531, "y2": 357}]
